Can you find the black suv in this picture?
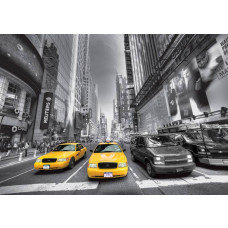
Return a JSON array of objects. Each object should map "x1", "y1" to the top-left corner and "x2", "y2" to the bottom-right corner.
[{"x1": 130, "y1": 134, "x2": 195, "y2": 177}]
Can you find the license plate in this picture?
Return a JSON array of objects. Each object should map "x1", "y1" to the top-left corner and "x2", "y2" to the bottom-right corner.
[
  {"x1": 43, "y1": 165, "x2": 50, "y2": 169},
  {"x1": 104, "y1": 172, "x2": 113, "y2": 177},
  {"x1": 223, "y1": 159, "x2": 228, "y2": 163},
  {"x1": 176, "y1": 168, "x2": 184, "y2": 172}
]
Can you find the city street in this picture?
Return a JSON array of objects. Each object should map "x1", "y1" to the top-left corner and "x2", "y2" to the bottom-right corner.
[{"x1": 0, "y1": 143, "x2": 228, "y2": 195}]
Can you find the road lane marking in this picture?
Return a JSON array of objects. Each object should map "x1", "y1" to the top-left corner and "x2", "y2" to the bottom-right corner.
[
  {"x1": 0, "y1": 157, "x2": 36, "y2": 169},
  {"x1": 63, "y1": 159, "x2": 89, "y2": 183},
  {"x1": 136, "y1": 175, "x2": 228, "y2": 189},
  {"x1": 193, "y1": 169, "x2": 210, "y2": 178},
  {"x1": 129, "y1": 167, "x2": 139, "y2": 179},
  {"x1": 0, "y1": 182, "x2": 99, "y2": 195},
  {"x1": 0, "y1": 168, "x2": 34, "y2": 185}
]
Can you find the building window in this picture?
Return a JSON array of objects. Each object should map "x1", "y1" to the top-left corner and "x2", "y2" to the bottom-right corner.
[{"x1": 3, "y1": 82, "x2": 21, "y2": 111}]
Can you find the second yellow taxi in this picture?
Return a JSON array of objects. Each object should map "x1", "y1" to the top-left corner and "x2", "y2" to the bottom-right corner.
[
  {"x1": 34, "y1": 143, "x2": 87, "y2": 170},
  {"x1": 87, "y1": 141, "x2": 128, "y2": 179}
]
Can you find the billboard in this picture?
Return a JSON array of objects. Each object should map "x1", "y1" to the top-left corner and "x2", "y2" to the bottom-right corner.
[
  {"x1": 164, "y1": 35, "x2": 228, "y2": 121},
  {"x1": 40, "y1": 92, "x2": 53, "y2": 130}
]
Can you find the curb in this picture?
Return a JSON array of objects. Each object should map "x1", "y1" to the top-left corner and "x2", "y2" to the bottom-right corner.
[{"x1": 0, "y1": 150, "x2": 38, "y2": 162}]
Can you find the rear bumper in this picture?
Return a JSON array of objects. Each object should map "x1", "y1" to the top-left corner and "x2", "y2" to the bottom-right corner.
[
  {"x1": 87, "y1": 167, "x2": 128, "y2": 178},
  {"x1": 34, "y1": 161, "x2": 69, "y2": 170},
  {"x1": 199, "y1": 158, "x2": 228, "y2": 166},
  {"x1": 153, "y1": 163, "x2": 195, "y2": 174}
]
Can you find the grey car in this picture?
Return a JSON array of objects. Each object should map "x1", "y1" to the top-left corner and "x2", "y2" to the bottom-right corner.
[{"x1": 130, "y1": 134, "x2": 196, "y2": 177}]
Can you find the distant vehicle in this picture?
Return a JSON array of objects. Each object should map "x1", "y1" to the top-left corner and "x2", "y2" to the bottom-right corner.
[
  {"x1": 130, "y1": 134, "x2": 195, "y2": 177},
  {"x1": 87, "y1": 141, "x2": 128, "y2": 179},
  {"x1": 158, "y1": 123, "x2": 228, "y2": 166},
  {"x1": 34, "y1": 143, "x2": 87, "y2": 170}
]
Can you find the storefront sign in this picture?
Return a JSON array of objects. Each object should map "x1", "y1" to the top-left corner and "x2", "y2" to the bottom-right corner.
[
  {"x1": 40, "y1": 92, "x2": 53, "y2": 130},
  {"x1": 12, "y1": 126, "x2": 27, "y2": 133}
]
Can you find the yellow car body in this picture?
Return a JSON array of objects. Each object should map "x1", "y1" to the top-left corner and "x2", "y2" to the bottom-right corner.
[
  {"x1": 34, "y1": 143, "x2": 87, "y2": 170},
  {"x1": 87, "y1": 142, "x2": 128, "y2": 179}
]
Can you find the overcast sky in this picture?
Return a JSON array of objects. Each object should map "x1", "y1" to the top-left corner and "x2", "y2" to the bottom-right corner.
[{"x1": 89, "y1": 34, "x2": 126, "y2": 135}]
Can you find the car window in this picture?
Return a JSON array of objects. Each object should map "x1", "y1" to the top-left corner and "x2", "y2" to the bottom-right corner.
[
  {"x1": 147, "y1": 135, "x2": 176, "y2": 147},
  {"x1": 137, "y1": 137, "x2": 145, "y2": 146},
  {"x1": 53, "y1": 144, "x2": 75, "y2": 151},
  {"x1": 94, "y1": 144, "x2": 122, "y2": 153},
  {"x1": 76, "y1": 144, "x2": 80, "y2": 151}
]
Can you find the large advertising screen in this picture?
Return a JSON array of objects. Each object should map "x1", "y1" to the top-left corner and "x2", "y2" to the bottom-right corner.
[{"x1": 164, "y1": 35, "x2": 228, "y2": 121}]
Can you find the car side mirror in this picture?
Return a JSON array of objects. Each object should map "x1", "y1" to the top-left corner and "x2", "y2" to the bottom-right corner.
[
  {"x1": 90, "y1": 149, "x2": 93, "y2": 152},
  {"x1": 123, "y1": 149, "x2": 126, "y2": 152}
]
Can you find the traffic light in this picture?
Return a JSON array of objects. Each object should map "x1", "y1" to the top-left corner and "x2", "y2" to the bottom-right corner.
[{"x1": 221, "y1": 107, "x2": 228, "y2": 117}]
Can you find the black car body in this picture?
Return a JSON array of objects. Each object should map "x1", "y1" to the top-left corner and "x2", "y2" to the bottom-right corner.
[
  {"x1": 130, "y1": 134, "x2": 195, "y2": 177},
  {"x1": 171, "y1": 127, "x2": 228, "y2": 166}
]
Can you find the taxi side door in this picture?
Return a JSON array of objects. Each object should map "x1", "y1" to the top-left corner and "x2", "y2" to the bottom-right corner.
[
  {"x1": 75, "y1": 144, "x2": 81, "y2": 160},
  {"x1": 79, "y1": 144, "x2": 87, "y2": 158}
]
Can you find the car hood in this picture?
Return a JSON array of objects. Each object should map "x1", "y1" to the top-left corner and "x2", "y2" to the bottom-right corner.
[
  {"x1": 38, "y1": 151, "x2": 75, "y2": 159},
  {"x1": 89, "y1": 152, "x2": 127, "y2": 163},
  {"x1": 147, "y1": 146, "x2": 189, "y2": 156}
]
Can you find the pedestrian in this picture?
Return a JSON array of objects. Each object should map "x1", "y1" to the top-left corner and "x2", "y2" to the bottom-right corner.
[
  {"x1": 18, "y1": 141, "x2": 22, "y2": 153},
  {"x1": 24, "y1": 141, "x2": 29, "y2": 157}
]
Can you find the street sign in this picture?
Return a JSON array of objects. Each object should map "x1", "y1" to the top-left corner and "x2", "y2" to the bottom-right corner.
[{"x1": 40, "y1": 92, "x2": 53, "y2": 130}]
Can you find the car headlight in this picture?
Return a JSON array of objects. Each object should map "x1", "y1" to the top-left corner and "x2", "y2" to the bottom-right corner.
[
  {"x1": 118, "y1": 162, "x2": 128, "y2": 167},
  {"x1": 88, "y1": 163, "x2": 97, "y2": 168},
  {"x1": 187, "y1": 155, "x2": 193, "y2": 163},
  {"x1": 36, "y1": 159, "x2": 42, "y2": 163},
  {"x1": 153, "y1": 156, "x2": 165, "y2": 165},
  {"x1": 57, "y1": 158, "x2": 68, "y2": 162}
]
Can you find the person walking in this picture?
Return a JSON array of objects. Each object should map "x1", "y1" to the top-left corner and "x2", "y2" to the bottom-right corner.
[{"x1": 24, "y1": 141, "x2": 29, "y2": 157}]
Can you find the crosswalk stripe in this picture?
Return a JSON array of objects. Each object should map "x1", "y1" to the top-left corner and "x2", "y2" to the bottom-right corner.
[
  {"x1": 136, "y1": 175, "x2": 228, "y2": 189},
  {"x1": 0, "y1": 182, "x2": 99, "y2": 195}
]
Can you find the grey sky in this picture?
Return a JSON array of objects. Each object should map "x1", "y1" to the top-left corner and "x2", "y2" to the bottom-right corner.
[{"x1": 89, "y1": 34, "x2": 126, "y2": 135}]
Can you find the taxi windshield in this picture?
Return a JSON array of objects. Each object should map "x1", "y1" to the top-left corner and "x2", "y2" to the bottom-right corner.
[
  {"x1": 94, "y1": 144, "x2": 122, "y2": 153},
  {"x1": 147, "y1": 135, "x2": 176, "y2": 147},
  {"x1": 53, "y1": 144, "x2": 75, "y2": 151}
]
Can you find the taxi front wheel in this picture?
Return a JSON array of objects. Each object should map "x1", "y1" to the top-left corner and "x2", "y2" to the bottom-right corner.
[{"x1": 68, "y1": 158, "x2": 75, "y2": 169}]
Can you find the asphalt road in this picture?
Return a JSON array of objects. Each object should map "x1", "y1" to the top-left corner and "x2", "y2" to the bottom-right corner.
[{"x1": 0, "y1": 143, "x2": 228, "y2": 195}]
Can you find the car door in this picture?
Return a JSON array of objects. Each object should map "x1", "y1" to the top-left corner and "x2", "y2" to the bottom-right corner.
[
  {"x1": 80, "y1": 144, "x2": 86, "y2": 157},
  {"x1": 136, "y1": 137, "x2": 146, "y2": 162},
  {"x1": 75, "y1": 144, "x2": 81, "y2": 160}
]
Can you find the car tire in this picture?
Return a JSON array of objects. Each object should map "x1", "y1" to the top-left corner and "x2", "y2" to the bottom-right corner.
[
  {"x1": 131, "y1": 152, "x2": 136, "y2": 162},
  {"x1": 146, "y1": 161, "x2": 157, "y2": 178},
  {"x1": 83, "y1": 151, "x2": 87, "y2": 159},
  {"x1": 68, "y1": 157, "x2": 75, "y2": 169}
]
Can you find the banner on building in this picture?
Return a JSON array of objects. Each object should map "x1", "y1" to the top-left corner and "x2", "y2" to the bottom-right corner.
[
  {"x1": 164, "y1": 35, "x2": 228, "y2": 121},
  {"x1": 40, "y1": 92, "x2": 53, "y2": 130}
]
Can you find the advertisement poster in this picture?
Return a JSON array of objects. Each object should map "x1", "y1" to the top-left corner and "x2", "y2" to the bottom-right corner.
[
  {"x1": 165, "y1": 70, "x2": 193, "y2": 120},
  {"x1": 196, "y1": 37, "x2": 228, "y2": 111},
  {"x1": 165, "y1": 35, "x2": 228, "y2": 121}
]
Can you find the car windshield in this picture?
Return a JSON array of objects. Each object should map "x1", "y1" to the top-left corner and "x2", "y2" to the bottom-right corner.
[
  {"x1": 202, "y1": 129, "x2": 228, "y2": 144},
  {"x1": 53, "y1": 144, "x2": 75, "y2": 151},
  {"x1": 183, "y1": 132, "x2": 204, "y2": 143},
  {"x1": 94, "y1": 144, "x2": 122, "y2": 153},
  {"x1": 147, "y1": 135, "x2": 176, "y2": 147}
]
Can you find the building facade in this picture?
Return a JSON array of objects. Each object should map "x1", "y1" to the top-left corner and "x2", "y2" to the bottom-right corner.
[
  {"x1": 0, "y1": 35, "x2": 44, "y2": 150},
  {"x1": 100, "y1": 112, "x2": 108, "y2": 140},
  {"x1": 115, "y1": 73, "x2": 132, "y2": 138},
  {"x1": 125, "y1": 34, "x2": 228, "y2": 134}
]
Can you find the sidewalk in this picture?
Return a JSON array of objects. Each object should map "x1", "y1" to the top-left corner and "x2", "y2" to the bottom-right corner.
[
  {"x1": 0, "y1": 148, "x2": 39, "y2": 162},
  {"x1": 0, "y1": 149, "x2": 44, "y2": 168}
]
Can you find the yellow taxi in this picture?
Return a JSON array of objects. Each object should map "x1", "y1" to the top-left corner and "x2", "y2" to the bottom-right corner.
[
  {"x1": 34, "y1": 143, "x2": 87, "y2": 170},
  {"x1": 87, "y1": 141, "x2": 128, "y2": 179}
]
